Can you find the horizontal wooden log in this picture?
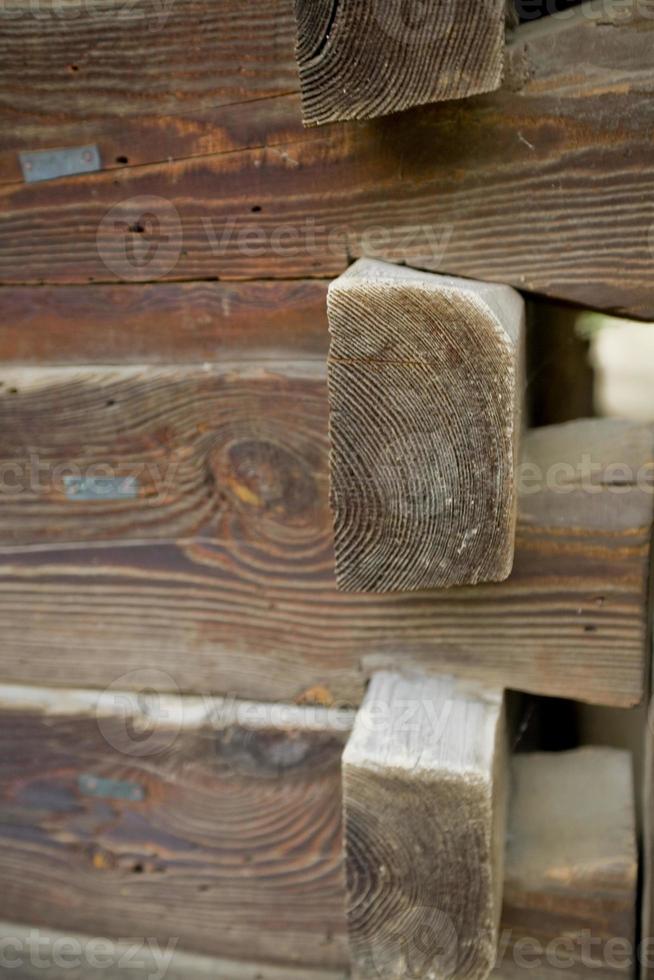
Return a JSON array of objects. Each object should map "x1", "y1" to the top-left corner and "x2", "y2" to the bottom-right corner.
[
  {"x1": 2, "y1": 1, "x2": 654, "y2": 315},
  {"x1": 327, "y1": 259, "x2": 524, "y2": 591},
  {"x1": 0, "y1": 923, "x2": 348, "y2": 980},
  {"x1": 0, "y1": 361, "x2": 650, "y2": 706},
  {"x1": 0, "y1": 689, "x2": 637, "y2": 976},
  {"x1": 0, "y1": 686, "x2": 352, "y2": 967},
  {"x1": 343, "y1": 673, "x2": 506, "y2": 980},
  {"x1": 0, "y1": 0, "x2": 303, "y2": 183},
  {"x1": 0, "y1": 281, "x2": 329, "y2": 363},
  {"x1": 294, "y1": 0, "x2": 506, "y2": 125},
  {"x1": 498, "y1": 748, "x2": 637, "y2": 979}
]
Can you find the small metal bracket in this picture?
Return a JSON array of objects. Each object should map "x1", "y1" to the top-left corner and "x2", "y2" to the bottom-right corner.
[
  {"x1": 19, "y1": 144, "x2": 101, "y2": 183},
  {"x1": 64, "y1": 475, "x2": 138, "y2": 501},
  {"x1": 79, "y1": 774, "x2": 144, "y2": 802}
]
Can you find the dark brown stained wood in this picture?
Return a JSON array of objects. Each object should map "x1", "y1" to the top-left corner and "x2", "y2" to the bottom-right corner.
[
  {"x1": 497, "y1": 748, "x2": 636, "y2": 979},
  {"x1": 0, "y1": 363, "x2": 650, "y2": 707},
  {"x1": 0, "y1": 695, "x2": 636, "y2": 977},
  {"x1": 343, "y1": 672, "x2": 506, "y2": 980},
  {"x1": 327, "y1": 259, "x2": 524, "y2": 592},
  {"x1": 0, "y1": 0, "x2": 304, "y2": 183},
  {"x1": 2, "y1": 1, "x2": 654, "y2": 316},
  {"x1": 294, "y1": 0, "x2": 506, "y2": 125},
  {"x1": 0, "y1": 281, "x2": 329, "y2": 364},
  {"x1": 0, "y1": 363, "x2": 331, "y2": 545},
  {"x1": 0, "y1": 688, "x2": 351, "y2": 967}
]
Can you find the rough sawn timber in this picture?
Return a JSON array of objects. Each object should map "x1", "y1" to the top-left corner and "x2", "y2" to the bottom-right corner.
[
  {"x1": 294, "y1": 0, "x2": 506, "y2": 125},
  {"x1": 343, "y1": 672, "x2": 506, "y2": 980},
  {"x1": 498, "y1": 748, "x2": 636, "y2": 979},
  {"x1": 0, "y1": 362, "x2": 650, "y2": 708},
  {"x1": 0, "y1": 689, "x2": 637, "y2": 977},
  {"x1": 2, "y1": 2, "x2": 654, "y2": 316},
  {"x1": 327, "y1": 259, "x2": 524, "y2": 591}
]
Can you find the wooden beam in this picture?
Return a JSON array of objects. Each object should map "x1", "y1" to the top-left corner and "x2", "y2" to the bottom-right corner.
[
  {"x1": 0, "y1": 926, "x2": 347, "y2": 980},
  {"x1": 2, "y1": 2, "x2": 654, "y2": 316},
  {"x1": 0, "y1": 360, "x2": 650, "y2": 706},
  {"x1": 0, "y1": 685, "x2": 352, "y2": 967},
  {"x1": 294, "y1": 0, "x2": 506, "y2": 125},
  {"x1": 642, "y1": 701, "x2": 654, "y2": 980},
  {"x1": 327, "y1": 259, "x2": 524, "y2": 591},
  {"x1": 343, "y1": 672, "x2": 506, "y2": 980},
  {"x1": 0, "y1": 0, "x2": 302, "y2": 183},
  {"x1": 0, "y1": 690, "x2": 637, "y2": 976},
  {"x1": 0, "y1": 923, "x2": 348, "y2": 980},
  {"x1": 0, "y1": 281, "x2": 329, "y2": 364},
  {"x1": 498, "y1": 748, "x2": 637, "y2": 979}
]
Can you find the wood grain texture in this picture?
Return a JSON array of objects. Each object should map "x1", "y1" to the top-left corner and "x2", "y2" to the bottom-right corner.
[
  {"x1": 0, "y1": 0, "x2": 303, "y2": 183},
  {"x1": 294, "y1": 0, "x2": 506, "y2": 125},
  {"x1": 0, "y1": 695, "x2": 636, "y2": 978},
  {"x1": 642, "y1": 700, "x2": 654, "y2": 980},
  {"x1": 0, "y1": 360, "x2": 650, "y2": 706},
  {"x1": 0, "y1": 693, "x2": 349, "y2": 967},
  {"x1": 498, "y1": 748, "x2": 637, "y2": 979},
  {"x1": 0, "y1": 922, "x2": 348, "y2": 979},
  {"x1": 0, "y1": 363, "x2": 330, "y2": 545},
  {"x1": 343, "y1": 672, "x2": 506, "y2": 980},
  {"x1": 2, "y1": 1, "x2": 654, "y2": 316},
  {"x1": 0, "y1": 280, "x2": 329, "y2": 364},
  {"x1": 327, "y1": 259, "x2": 524, "y2": 591}
]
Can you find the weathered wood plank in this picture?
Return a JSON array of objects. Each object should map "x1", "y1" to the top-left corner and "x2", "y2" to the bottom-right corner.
[
  {"x1": 0, "y1": 361, "x2": 649, "y2": 706},
  {"x1": 0, "y1": 687, "x2": 351, "y2": 967},
  {"x1": 343, "y1": 672, "x2": 506, "y2": 980},
  {"x1": 294, "y1": 0, "x2": 506, "y2": 125},
  {"x1": 327, "y1": 259, "x2": 524, "y2": 591},
  {"x1": 498, "y1": 748, "x2": 637, "y2": 979},
  {"x1": 0, "y1": 363, "x2": 331, "y2": 545},
  {"x1": 0, "y1": 0, "x2": 303, "y2": 183},
  {"x1": 0, "y1": 692, "x2": 637, "y2": 976},
  {"x1": 0, "y1": 923, "x2": 348, "y2": 979},
  {"x1": 0, "y1": 281, "x2": 329, "y2": 364},
  {"x1": 642, "y1": 700, "x2": 654, "y2": 980},
  {"x1": 2, "y1": 2, "x2": 654, "y2": 315}
]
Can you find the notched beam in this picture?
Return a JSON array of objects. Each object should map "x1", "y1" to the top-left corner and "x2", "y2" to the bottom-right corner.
[
  {"x1": 294, "y1": 0, "x2": 507, "y2": 124},
  {"x1": 327, "y1": 258, "x2": 525, "y2": 592},
  {"x1": 343, "y1": 671, "x2": 507, "y2": 980}
]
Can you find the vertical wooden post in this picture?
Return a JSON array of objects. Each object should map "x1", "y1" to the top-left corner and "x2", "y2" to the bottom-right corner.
[
  {"x1": 327, "y1": 258, "x2": 525, "y2": 592},
  {"x1": 343, "y1": 671, "x2": 507, "y2": 980}
]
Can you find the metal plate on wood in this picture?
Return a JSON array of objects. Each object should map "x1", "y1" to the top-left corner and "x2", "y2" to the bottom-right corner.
[
  {"x1": 19, "y1": 145, "x2": 101, "y2": 183},
  {"x1": 64, "y1": 475, "x2": 138, "y2": 501},
  {"x1": 78, "y1": 774, "x2": 144, "y2": 802}
]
